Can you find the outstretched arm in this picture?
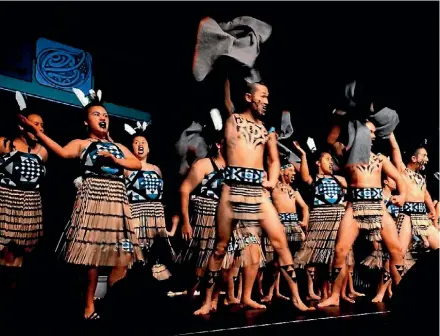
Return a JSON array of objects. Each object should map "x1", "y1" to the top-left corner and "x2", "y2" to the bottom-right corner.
[
  {"x1": 18, "y1": 114, "x2": 82, "y2": 159},
  {"x1": 381, "y1": 155, "x2": 406, "y2": 206},
  {"x1": 295, "y1": 190, "x2": 309, "y2": 230},
  {"x1": 265, "y1": 133, "x2": 281, "y2": 190},
  {"x1": 292, "y1": 141, "x2": 313, "y2": 185},
  {"x1": 180, "y1": 159, "x2": 209, "y2": 240},
  {"x1": 389, "y1": 132, "x2": 406, "y2": 172}
]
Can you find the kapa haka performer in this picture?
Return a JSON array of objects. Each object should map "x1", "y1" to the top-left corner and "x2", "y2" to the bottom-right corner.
[
  {"x1": 293, "y1": 143, "x2": 361, "y2": 303},
  {"x1": 0, "y1": 92, "x2": 47, "y2": 289},
  {"x1": 388, "y1": 134, "x2": 439, "y2": 257},
  {"x1": 124, "y1": 122, "x2": 176, "y2": 279},
  {"x1": 198, "y1": 80, "x2": 314, "y2": 313},
  {"x1": 261, "y1": 161, "x2": 308, "y2": 303},
  {"x1": 319, "y1": 120, "x2": 406, "y2": 308},
  {"x1": 19, "y1": 88, "x2": 143, "y2": 319}
]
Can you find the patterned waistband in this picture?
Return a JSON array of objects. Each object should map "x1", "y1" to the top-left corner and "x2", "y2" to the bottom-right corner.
[
  {"x1": 279, "y1": 212, "x2": 299, "y2": 222},
  {"x1": 402, "y1": 202, "x2": 427, "y2": 215},
  {"x1": 225, "y1": 166, "x2": 264, "y2": 185},
  {"x1": 313, "y1": 203, "x2": 345, "y2": 209},
  {"x1": 0, "y1": 183, "x2": 41, "y2": 192},
  {"x1": 349, "y1": 187, "x2": 383, "y2": 201},
  {"x1": 83, "y1": 173, "x2": 124, "y2": 182},
  {"x1": 227, "y1": 234, "x2": 259, "y2": 253}
]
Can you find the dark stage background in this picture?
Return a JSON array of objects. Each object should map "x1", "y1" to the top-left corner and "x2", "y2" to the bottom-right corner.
[{"x1": 0, "y1": 1, "x2": 438, "y2": 307}]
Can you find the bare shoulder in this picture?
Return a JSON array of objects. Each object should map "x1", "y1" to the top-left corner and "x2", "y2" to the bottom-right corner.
[
  {"x1": 72, "y1": 138, "x2": 90, "y2": 148},
  {"x1": 38, "y1": 145, "x2": 49, "y2": 162},
  {"x1": 192, "y1": 157, "x2": 212, "y2": 173},
  {"x1": 115, "y1": 142, "x2": 130, "y2": 152},
  {"x1": 226, "y1": 114, "x2": 238, "y2": 126},
  {"x1": 153, "y1": 164, "x2": 162, "y2": 176},
  {"x1": 374, "y1": 153, "x2": 387, "y2": 163},
  {"x1": 334, "y1": 175, "x2": 346, "y2": 184},
  {"x1": 0, "y1": 136, "x2": 6, "y2": 153}
]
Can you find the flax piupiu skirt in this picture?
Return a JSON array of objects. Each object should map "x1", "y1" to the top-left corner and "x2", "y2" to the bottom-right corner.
[
  {"x1": 0, "y1": 185, "x2": 43, "y2": 267},
  {"x1": 58, "y1": 177, "x2": 143, "y2": 267}
]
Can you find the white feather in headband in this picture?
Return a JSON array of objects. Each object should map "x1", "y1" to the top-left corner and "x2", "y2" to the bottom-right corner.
[
  {"x1": 124, "y1": 120, "x2": 151, "y2": 135},
  {"x1": 210, "y1": 108, "x2": 223, "y2": 131},
  {"x1": 15, "y1": 91, "x2": 27, "y2": 111},
  {"x1": 72, "y1": 88, "x2": 103, "y2": 107}
]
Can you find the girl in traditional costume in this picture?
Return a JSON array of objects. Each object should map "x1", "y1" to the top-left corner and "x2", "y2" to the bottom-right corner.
[
  {"x1": 0, "y1": 92, "x2": 47, "y2": 289},
  {"x1": 19, "y1": 88, "x2": 143, "y2": 319},
  {"x1": 124, "y1": 122, "x2": 176, "y2": 280}
]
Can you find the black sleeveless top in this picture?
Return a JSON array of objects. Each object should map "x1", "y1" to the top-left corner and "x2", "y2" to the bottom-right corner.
[
  {"x1": 312, "y1": 175, "x2": 345, "y2": 206},
  {"x1": 126, "y1": 170, "x2": 164, "y2": 203},
  {"x1": 0, "y1": 150, "x2": 46, "y2": 190},
  {"x1": 80, "y1": 140, "x2": 125, "y2": 179},
  {"x1": 194, "y1": 158, "x2": 224, "y2": 200}
]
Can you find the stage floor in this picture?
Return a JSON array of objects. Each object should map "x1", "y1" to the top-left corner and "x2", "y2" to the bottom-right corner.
[
  {"x1": 0, "y1": 263, "x2": 392, "y2": 335},
  {"x1": 156, "y1": 295, "x2": 390, "y2": 336}
]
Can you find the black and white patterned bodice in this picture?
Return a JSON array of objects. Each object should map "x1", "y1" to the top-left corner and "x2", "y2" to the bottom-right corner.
[
  {"x1": 313, "y1": 176, "x2": 344, "y2": 206},
  {"x1": 0, "y1": 151, "x2": 46, "y2": 190},
  {"x1": 197, "y1": 168, "x2": 225, "y2": 200},
  {"x1": 126, "y1": 170, "x2": 164, "y2": 202},
  {"x1": 80, "y1": 140, "x2": 125, "y2": 178}
]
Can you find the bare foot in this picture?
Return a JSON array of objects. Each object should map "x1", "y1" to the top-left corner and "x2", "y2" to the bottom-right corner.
[
  {"x1": 242, "y1": 299, "x2": 267, "y2": 310},
  {"x1": 194, "y1": 302, "x2": 212, "y2": 316},
  {"x1": 348, "y1": 291, "x2": 365, "y2": 298},
  {"x1": 318, "y1": 296, "x2": 340, "y2": 308},
  {"x1": 84, "y1": 306, "x2": 96, "y2": 319},
  {"x1": 307, "y1": 293, "x2": 321, "y2": 301},
  {"x1": 210, "y1": 300, "x2": 218, "y2": 312},
  {"x1": 224, "y1": 297, "x2": 240, "y2": 306},
  {"x1": 341, "y1": 295, "x2": 355, "y2": 304},
  {"x1": 371, "y1": 293, "x2": 385, "y2": 303},
  {"x1": 261, "y1": 295, "x2": 273, "y2": 303},
  {"x1": 276, "y1": 293, "x2": 290, "y2": 301},
  {"x1": 293, "y1": 298, "x2": 316, "y2": 311},
  {"x1": 387, "y1": 289, "x2": 393, "y2": 299}
]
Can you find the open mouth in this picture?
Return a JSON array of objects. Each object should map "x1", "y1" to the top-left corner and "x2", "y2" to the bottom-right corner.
[
  {"x1": 138, "y1": 146, "x2": 144, "y2": 154},
  {"x1": 99, "y1": 121, "x2": 107, "y2": 129}
]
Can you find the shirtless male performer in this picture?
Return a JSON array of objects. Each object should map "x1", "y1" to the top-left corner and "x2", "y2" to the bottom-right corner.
[
  {"x1": 319, "y1": 120, "x2": 406, "y2": 307},
  {"x1": 195, "y1": 82, "x2": 314, "y2": 314},
  {"x1": 388, "y1": 133, "x2": 439, "y2": 256},
  {"x1": 262, "y1": 162, "x2": 309, "y2": 303}
]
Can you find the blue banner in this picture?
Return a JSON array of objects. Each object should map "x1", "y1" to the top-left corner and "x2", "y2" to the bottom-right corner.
[{"x1": 35, "y1": 38, "x2": 92, "y2": 93}]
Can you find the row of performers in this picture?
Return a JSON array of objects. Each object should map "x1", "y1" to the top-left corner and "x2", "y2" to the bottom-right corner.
[{"x1": 0, "y1": 86, "x2": 438, "y2": 319}]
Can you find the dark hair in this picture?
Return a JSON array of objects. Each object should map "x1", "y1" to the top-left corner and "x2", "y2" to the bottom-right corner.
[
  {"x1": 83, "y1": 102, "x2": 106, "y2": 121},
  {"x1": 246, "y1": 82, "x2": 266, "y2": 95},
  {"x1": 404, "y1": 145, "x2": 427, "y2": 163},
  {"x1": 205, "y1": 129, "x2": 223, "y2": 158},
  {"x1": 229, "y1": 75, "x2": 267, "y2": 113},
  {"x1": 131, "y1": 132, "x2": 148, "y2": 143},
  {"x1": 3, "y1": 110, "x2": 43, "y2": 152}
]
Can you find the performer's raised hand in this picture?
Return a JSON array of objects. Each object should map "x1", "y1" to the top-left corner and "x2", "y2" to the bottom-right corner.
[
  {"x1": 292, "y1": 141, "x2": 306, "y2": 157},
  {"x1": 17, "y1": 114, "x2": 39, "y2": 134}
]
